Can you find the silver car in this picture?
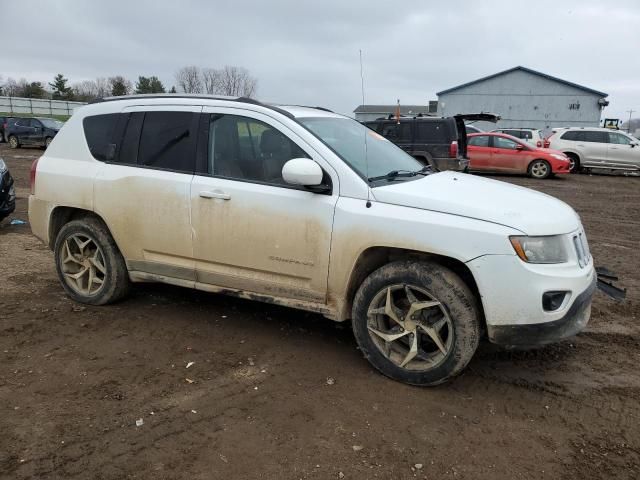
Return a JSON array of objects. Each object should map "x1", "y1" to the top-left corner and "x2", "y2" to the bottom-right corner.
[{"x1": 548, "y1": 127, "x2": 640, "y2": 173}]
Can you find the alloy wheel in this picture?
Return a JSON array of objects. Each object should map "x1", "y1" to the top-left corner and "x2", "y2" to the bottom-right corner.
[
  {"x1": 60, "y1": 233, "x2": 107, "y2": 296},
  {"x1": 9, "y1": 136, "x2": 17, "y2": 148},
  {"x1": 531, "y1": 161, "x2": 549, "y2": 178},
  {"x1": 366, "y1": 284, "x2": 453, "y2": 371}
]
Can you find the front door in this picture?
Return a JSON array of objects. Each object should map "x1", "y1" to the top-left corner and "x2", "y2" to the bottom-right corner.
[
  {"x1": 490, "y1": 135, "x2": 523, "y2": 172},
  {"x1": 578, "y1": 131, "x2": 608, "y2": 165},
  {"x1": 607, "y1": 132, "x2": 640, "y2": 169},
  {"x1": 190, "y1": 108, "x2": 338, "y2": 304}
]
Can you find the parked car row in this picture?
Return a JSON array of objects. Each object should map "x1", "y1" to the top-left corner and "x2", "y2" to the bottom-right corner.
[{"x1": 0, "y1": 116, "x2": 64, "y2": 149}]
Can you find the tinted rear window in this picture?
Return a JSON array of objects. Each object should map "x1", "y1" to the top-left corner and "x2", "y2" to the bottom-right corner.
[
  {"x1": 137, "y1": 112, "x2": 196, "y2": 173},
  {"x1": 416, "y1": 121, "x2": 448, "y2": 142},
  {"x1": 83, "y1": 114, "x2": 119, "y2": 161}
]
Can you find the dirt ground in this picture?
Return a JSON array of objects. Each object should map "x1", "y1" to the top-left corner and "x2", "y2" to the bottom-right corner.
[{"x1": 1, "y1": 142, "x2": 639, "y2": 480}]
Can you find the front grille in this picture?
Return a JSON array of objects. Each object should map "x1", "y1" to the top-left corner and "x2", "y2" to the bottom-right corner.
[{"x1": 573, "y1": 231, "x2": 591, "y2": 268}]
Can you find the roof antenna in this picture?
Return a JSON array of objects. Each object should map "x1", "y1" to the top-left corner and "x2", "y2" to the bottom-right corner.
[{"x1": 360, "y1": 49, "x2": 372, "y2": 208}]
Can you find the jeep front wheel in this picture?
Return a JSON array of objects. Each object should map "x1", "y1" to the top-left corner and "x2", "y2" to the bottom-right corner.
[
  {"x1": 54, "y1": 217, "x2": 131, "y2": 305},
  {"x1": 352, "y1": 261, "x2": 480, "y2": 386}
]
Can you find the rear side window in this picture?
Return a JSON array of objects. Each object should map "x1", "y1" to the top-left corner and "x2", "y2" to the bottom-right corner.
[
  {"x1": 137, "y1": 112, "x2": 196, "y2": 172},
  {"x1": 381, "y1": 123, "x2": 398, "y2": 139},
  {"x1": 398, "y1": 123, "x2": 412, "y2": 142},
  {"x1": 468, "y1": 135, "x2": 490, "y2": 147},
  {"x1": 583, "y1": 131, "x2": 608, "y2": 143},
  {"x1": 416, "y1": 121, "x2": 448, "y2": 142},
  {"x1": 83, "y1": 114, "x2": 120, "y2": 161}
]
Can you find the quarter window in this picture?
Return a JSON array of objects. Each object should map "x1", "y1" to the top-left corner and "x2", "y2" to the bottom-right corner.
[
  {"x1": 208, "y1": 114, "x2": 309, "y2": 185},
  {"x1": 561, "y1": 131, "x2": 584, "y2": 141},
  {"x1": 83, "y1": 113, "x2": 120, "y2": 161}
]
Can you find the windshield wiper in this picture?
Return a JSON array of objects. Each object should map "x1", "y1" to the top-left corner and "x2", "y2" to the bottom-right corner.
[{"x1": 368, "y1": 166, "x2": 431, "y2": 182}]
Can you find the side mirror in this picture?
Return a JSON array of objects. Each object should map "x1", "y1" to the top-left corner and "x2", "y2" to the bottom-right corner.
[
  {"x1": 282, "y1": 158, "x2": 324, "y2": 187},
  {"x1": 631, "y1": 142, "x2": 638, "y2": 148},
  {"x1": 515, "y1": 144, "x2": 524, "y2": 150}
]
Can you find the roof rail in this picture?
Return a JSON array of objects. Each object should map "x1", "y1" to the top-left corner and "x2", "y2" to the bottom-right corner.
[{"x1": 87, "y1": 93, "x2": 295, "y2": 119}]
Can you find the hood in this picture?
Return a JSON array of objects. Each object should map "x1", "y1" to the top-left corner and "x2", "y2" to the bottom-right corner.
[{"x1": 372, "y1": 171, "x2": 580, "y2": 235}]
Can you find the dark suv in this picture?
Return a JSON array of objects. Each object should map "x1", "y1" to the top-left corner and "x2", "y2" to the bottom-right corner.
[
  {"x1": 7, "y1": 117, "x2": 64, "y2": 149},
  {"x1": 0, "y1": 157, "x2": 16, "y2": 221},
  {"x1": 364, "y1": 114, "x2": 498, "y2": 171},
  {"x1": 0, "y1": 116, "x2": 15, "y2": 143}
]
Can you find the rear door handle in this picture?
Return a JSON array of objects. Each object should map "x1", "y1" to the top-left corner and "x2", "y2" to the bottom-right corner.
[{"x1": 199, "y1": 190, "x2": 231, "y2": 200}]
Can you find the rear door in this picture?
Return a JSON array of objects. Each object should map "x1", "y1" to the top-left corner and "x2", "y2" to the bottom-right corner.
[
  {"x1": 93, "y1": 106, "x2": 200, "y2": 282},
  {"x1": 607, "y1": 132, "x2": 640, "y2": 168},
  {"x1": 467, "y1": 134, "x2": 492, "y2": 170},
  {"x1": 579, "y1": 131, "x2": 608, "y2": 165}
]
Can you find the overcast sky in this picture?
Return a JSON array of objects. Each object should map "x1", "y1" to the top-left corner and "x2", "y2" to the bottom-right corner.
[{"x1": 3, "y1": 0, "x2": 639, "y2": 120}]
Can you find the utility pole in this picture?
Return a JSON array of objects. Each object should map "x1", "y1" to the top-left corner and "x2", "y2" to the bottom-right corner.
[{"x1": 626, "y1": 109, "x2": 635, "y2": 133}]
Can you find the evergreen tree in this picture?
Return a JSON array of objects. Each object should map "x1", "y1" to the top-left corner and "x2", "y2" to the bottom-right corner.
[{"x1": 49, "y1": 74, "x2": 73, "y2": 100}]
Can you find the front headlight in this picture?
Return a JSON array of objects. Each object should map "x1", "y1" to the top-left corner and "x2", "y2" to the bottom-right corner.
[
  {"x1": 509, "y1": 235, "x2": 568, "y2": 264},
  {"x1": 551, "y1": 153, "x2": 568, "y2": 161}
]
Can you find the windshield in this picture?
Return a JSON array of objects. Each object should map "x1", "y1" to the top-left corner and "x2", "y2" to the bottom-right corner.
[
  {"x1": 298, "y1": 117, "x2": 424, "y2": 184},
  {"x1": 39, "y1": 118, "x2": 64, "y2": 129}
]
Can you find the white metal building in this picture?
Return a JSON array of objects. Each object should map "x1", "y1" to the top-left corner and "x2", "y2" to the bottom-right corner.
[{"x1": 436, "y1": 66, "x2": 609, "y2": 132}]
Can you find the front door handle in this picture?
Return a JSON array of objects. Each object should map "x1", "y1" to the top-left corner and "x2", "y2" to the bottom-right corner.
[{"x1": 199, "y1": 190, "x2": 231, "y2": 200}]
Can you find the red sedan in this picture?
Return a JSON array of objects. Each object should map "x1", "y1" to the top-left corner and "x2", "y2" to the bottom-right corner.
[{"x1": 467, "y1": 132, "x2": 571, "y2": 179}]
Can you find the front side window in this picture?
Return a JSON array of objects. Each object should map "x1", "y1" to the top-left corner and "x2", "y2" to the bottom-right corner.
[
  {"x1": 299, "y1": 116, "x2": 423, "y2": 183},
  {"x1": 608, "y1": 132, "x2": 632, "y2": 145},
  {"x1": 494, "y1": 136, "x2": 520, "y2": 150},
  {"x1": 468, "y1": 135, "x2": 490, "y2": 147},
  {"x1": 208, "y1": 114, "x2": 309, "y2": 185}
]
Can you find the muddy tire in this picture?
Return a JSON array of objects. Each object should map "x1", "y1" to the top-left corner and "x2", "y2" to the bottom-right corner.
[
  {"x1": 565, "y1": 153, "x2": 580, "y2": 173},
  {"x1": 54, "y1": 217, "x2": 130, "y2": 305},
  {"x1": 352, "y1": 261, "x2": 480, "y2": 386},
  {"x1": 8, "y1": 135, "x2": 19, "y2": 149}
]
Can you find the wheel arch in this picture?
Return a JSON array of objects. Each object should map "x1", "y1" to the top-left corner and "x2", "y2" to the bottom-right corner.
[
  {"x1": 342, "y1": 246, "x2": 485, "y2": 330},
  {"x1": 48, "y1": 206, "x2": 112, "y2": 250}
]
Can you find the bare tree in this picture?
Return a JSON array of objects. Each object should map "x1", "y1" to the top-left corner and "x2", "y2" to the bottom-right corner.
[
  {"x1": 3, "y1": 77, "x2": 21, "y2": 97},
  {"x1": 217, "y1": 66, "x2": 257, "y2": 98},
  {"x1": 201, "y1": 68, "x2": 221, "y2": 94},
  {"x1": 95, "y1": 77, "x2": 110, "y2": 97},
  {"x1": 175, "y1": 66, "x2": 203, "y2": 94}
]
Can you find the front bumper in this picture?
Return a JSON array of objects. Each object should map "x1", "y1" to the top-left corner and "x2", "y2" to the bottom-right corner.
[
  {"x1": 467, "y1": 250, "x2": 596, "y2": 346},
  {"x1": 487, "y1": 273, "x2": 596, "y2": 345}
]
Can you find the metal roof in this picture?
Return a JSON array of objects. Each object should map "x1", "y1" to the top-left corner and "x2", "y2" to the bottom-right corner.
[
  {"x1": 353, "y1": 104, "x2": 430, "y2": 114},
  {"x1": 436, "y1": 66, "x2": 608, "y2": 97}
]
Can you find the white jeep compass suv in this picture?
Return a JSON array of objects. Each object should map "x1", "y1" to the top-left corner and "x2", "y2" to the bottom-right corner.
[{"x1": 28, "y1": 95, "x2": 596, "y2": 386}]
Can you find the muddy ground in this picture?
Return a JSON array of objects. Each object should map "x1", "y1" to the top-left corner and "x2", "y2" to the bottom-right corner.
[{"x1": 0, "y1": 142, "x2": 639, "y2": 480}]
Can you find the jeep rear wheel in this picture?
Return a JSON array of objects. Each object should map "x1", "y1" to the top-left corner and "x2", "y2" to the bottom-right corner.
[
  {"x1": 54, "y1": 217, "x2": 130, "y2": 305},
  {"x1": 352, "y1": 261, "x2": 480, "y2": 386},
  {"x1": 8, "y1": 135, "x2": 19, "y2": 149}
]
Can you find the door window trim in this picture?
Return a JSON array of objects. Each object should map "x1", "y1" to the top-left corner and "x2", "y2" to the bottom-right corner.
[{"x1": 195, "y1": 111, "x2": 333, "y2": 195}]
